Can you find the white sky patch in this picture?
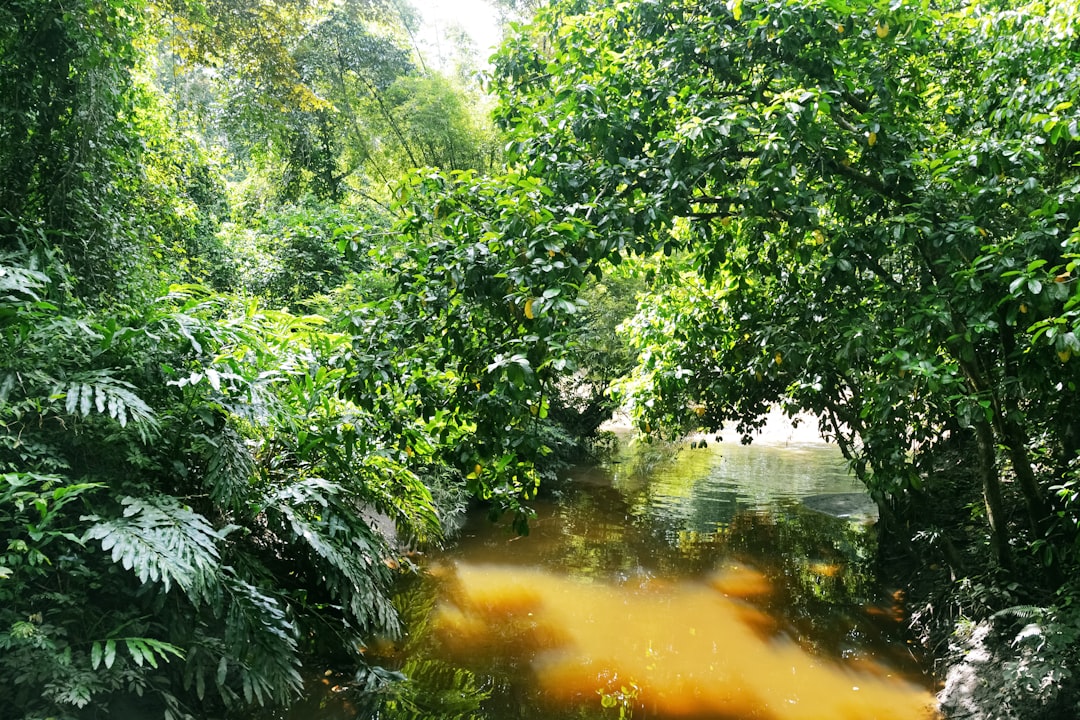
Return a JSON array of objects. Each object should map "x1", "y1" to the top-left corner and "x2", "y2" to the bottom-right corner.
[{"x1": 411, "y1": 0, "x2": 504, "y2": 70}]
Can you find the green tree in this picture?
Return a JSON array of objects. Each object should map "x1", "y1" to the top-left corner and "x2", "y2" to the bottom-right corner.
[
  {"x1": 367, "y1": 74, "x2": 499, "y2": 176},
  {"x1": 491, "y1": 0, "x2": 1080, "y2": 574},
  {"x1": 1, "y1": 0, "x2": 157, "y2": 300},
  {"x1": 546, "y1": 262, "x2": 647, "y2": 453},
  {"x1": 0, "y1": 2, "x2": 508, "y2": 715},
  {"x1": 342, "y1": 168, "x2": 599, "y2": 525},
  {"x1": 0, "y1": 0, "x2": 242, "y2": 303},
  {"x1": 173, "y1": 0, "x2": 496, "y2": 204}
]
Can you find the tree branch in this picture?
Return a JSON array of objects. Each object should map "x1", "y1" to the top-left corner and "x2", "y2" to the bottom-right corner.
[{"x1": 824, "y1": 157, "x2": 914, "y2": 207}]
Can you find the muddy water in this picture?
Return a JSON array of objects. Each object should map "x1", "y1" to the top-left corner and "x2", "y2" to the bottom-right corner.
[{"x1": 305, "y1": 428, "x2": 940, "y2": 719}]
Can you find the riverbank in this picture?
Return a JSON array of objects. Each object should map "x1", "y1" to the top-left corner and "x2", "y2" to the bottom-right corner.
[
  {"x1": 878, "y1": 443, "x2": 1080, "y2": 720},
  {"x1": 690, "y1": 413, "x2": 1080, "y2": 720}
]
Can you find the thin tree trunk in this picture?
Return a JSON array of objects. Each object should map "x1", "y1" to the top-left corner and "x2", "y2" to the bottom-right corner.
[
  {"x1": 974, "y1": 416, "x2": 1012, "y2": 570},
  {"x1": 358, "y1": 74, "x2": 421, "y2": 169},
  {"x1": 956, "y1": 351, "x2": 1046, "y2": 535},
  {"x1": 994, "y1": 412, "x2": 1048, "y2": 535}
]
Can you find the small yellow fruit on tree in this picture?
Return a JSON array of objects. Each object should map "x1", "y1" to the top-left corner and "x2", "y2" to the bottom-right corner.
[
  {"x1": 876, "y1": 22, "x2": 889, "y2": 38},
  {"x1": 868, "y1": 131, "x2": 877, "y2": 147},
  {"x1": 524, "y1": 298, "x2": 535, "y2": 319}
]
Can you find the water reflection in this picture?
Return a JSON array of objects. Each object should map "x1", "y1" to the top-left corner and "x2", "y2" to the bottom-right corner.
[{"x1": 293, "y1": 434, "x2": 940, "y2": 719}]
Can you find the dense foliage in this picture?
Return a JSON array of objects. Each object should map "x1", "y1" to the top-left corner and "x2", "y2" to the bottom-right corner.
[
  {"x1": 4, "y1": 0, "x2": 1080, "y2": 716},
  {"x1": 0, "y1": 0, "x2": 581, "y2": 717},
  {"x1": 493, "y1": 0, "x2": 1080, "y2": 566},
  {"x1": 0, "y1": 271, "x2": 448, "y2": 714}
]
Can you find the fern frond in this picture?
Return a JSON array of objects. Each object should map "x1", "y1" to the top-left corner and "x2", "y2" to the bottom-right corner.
[
  {"x1": 163, "y1": 284, "x2": 218, "y2": 305},
  {"x1": 356, "y1": 658, "x2": 490, "y2": 720},
  {"x1": 202, "y1": 427, "x2": 256, "y2": 513},
  {"x1": 403, "y1": 659, "x2": 490, "y2": 718},
  {"x1": 84, "y1": 495, "x2": 222, "y2": 603},
  {"x1": 90, "y1": 636, "x2": 184, "y2": 670},
  {"x1": 265, "y1": 476, "x2": 339, "y2": 506},
  {"x1": 359, "y1": 455, "x2": 441, "y2": 546},
  {"x1": 53, "y1": 370, "x2": 159, "y2": 438},
  {"x1": 992, "y1": 605, "x2": 1047, "y2": 622},
  {"x1": 219, "y1": 575, "x2": 302, "y2": 707},
  {"x1": 266, "y1": 479, "x2": 399, "y2": 634}
]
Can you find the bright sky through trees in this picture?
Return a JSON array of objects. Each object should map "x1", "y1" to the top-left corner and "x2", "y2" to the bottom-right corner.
[{"x1": 413, "y1": 0, "x2": 503, "y2": 68}]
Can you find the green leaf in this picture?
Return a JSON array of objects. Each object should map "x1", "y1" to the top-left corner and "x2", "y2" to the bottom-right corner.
[
  {"x1": 127, "y1": 638, "x2": 147, "y2": 667},
  {"x1": 79, "y1": 383, "x2": 92, "y2": 416},
  {"x1": 65, "y1": 384, "x2": 79, "y2": 415},
  {"x1": 84, "y1": 495, "x2": 222, "y2": 600}
]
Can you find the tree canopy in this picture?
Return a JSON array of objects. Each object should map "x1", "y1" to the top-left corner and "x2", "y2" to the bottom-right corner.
[{"x1": 492, "y1": 0, "x2": 1080, "y2": 570}]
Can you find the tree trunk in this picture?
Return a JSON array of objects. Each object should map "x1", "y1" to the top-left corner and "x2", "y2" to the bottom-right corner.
[
  {"x1": 956, "y1": 350, "x2": 1046, "y2": 536},
  {"x1": 994, "y1": 412, "x2": 1049, "y2": 535},
  {"x1": 974, "y1": 416, "x2": 1012, "y2": 570}
]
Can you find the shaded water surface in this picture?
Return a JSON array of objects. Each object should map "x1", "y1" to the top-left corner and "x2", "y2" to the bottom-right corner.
[{"x1": 300, "y1": 431, "x2": 940, "y2": 719}]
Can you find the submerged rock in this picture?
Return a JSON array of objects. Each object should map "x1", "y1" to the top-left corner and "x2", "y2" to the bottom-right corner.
[{"x1": 801, "y1": 492, "x2": 879, "y2": 523}]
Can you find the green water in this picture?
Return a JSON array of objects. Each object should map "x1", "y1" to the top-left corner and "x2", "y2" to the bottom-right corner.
[{"x1": 288, "y1": 434, "x2": 940, "y2": 720}]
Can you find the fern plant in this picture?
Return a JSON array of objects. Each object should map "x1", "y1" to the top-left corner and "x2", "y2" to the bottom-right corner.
[{"x1": 1, "y1": 253, "x2": 446, "y2": 718}]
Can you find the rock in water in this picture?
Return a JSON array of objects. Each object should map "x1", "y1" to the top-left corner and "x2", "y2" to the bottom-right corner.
[{"x1": 801, "y1": 493, "x2": 879, "y2": 523}]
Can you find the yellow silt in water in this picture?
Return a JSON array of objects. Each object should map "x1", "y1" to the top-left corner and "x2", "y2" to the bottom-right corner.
[{"x1": 435, "y1": 562, "x2": 939, "y2": 720}]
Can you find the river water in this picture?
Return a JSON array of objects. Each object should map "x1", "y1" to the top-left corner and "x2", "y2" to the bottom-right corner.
[{"x1": 291, "y1": 423, "x2": 940, "y2": 719}]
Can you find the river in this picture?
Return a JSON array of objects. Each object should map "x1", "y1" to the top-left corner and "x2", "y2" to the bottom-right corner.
[{"x1": 288, "y1": 420, "x2": 940, "y2": 719}]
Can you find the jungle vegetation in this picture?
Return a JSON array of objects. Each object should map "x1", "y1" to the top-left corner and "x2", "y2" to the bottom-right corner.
[{"x1": 1, "y1": 0, "x2": 1079, "y2": 717}]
